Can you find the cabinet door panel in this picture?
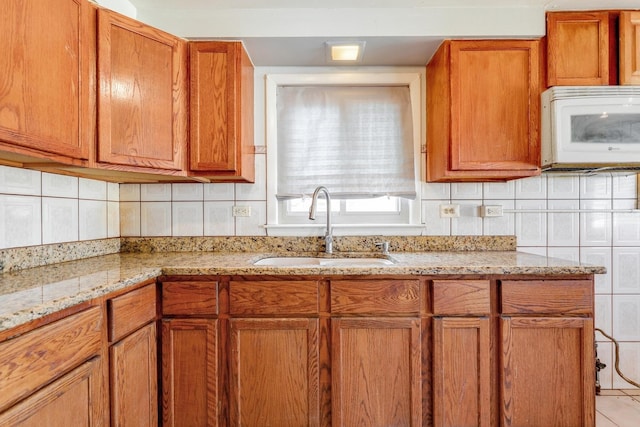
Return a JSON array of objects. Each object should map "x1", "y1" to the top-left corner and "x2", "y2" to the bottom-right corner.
[
  {"x1": 620, "y1": 11, "x2": 640, "y2": 85},
  {"x1": 332, "y1": 317, "x2": 421, "y2": 427},
  {"x1": 0, "y1": 0, "x2": 89, "y2": 161},
  {"x1": 546, "y1": 12, "x2": 617, "y2": 86},
  {"x1": 110, "y1": 322, "x2": 158, "y2": 427},
  {"x1": 97, "y1": 9, "x2": 186, "y2": 171},
  {"x1": 229, "y1": 318, "x2": 320, "y2": 427},
  {"x1": 162, "y1": 318, "x2": 218, "y2": 427},
  {"x1": 433, "y1": 317, "x2": 490, "y2": 427},
  {"x1": 189, "y1": 41, "x2": 255, "y2": 182},
  {"x1": 451, "y1": 41, "x2": 540, "y2": 172},
  {"x1": 500, "y1": 317, "x2": 595, "y2": 427},
  {"x1": 0, "y1": 357, "x2": 104, "y2": 427},
  {"x1": 426, "y1": 40, "x2": 541, "y2": 182}
]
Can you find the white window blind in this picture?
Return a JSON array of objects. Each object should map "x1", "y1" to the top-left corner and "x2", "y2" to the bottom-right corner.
[{"x1": 276, "y1": 85, "x2": 416, "y2": 200}]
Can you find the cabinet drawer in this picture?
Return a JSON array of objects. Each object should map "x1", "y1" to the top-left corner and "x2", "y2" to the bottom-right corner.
[
  {"x1": 108, "y1": 284, "x2": 157, "y2": 342},
  {"x1": 0, "y1": 306, "x2": 103, "y2": 412},
  {"x1": 229, "y1": 281, "x2": 319, "y2": 315},
  {"x1": 162, "y1": 281, "x2": 218, "y2": 316},
  {"x1": 331, "y1": 280, "x2": 420, "y2": 314},
  {"x1": 432, "y1": 280, "x2": 490, "y2": 315},
  {"x1": 501, "y1": 280, "x2": 593, "y2": 315}
]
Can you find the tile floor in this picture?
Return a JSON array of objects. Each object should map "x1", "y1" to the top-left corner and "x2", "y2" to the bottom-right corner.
[{"x1": 597, "y1": 389, "x2": 640, "y2": 426}]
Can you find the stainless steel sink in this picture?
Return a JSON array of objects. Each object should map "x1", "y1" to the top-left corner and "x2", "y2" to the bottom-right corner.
[{"x1": 253, "y1": 256, "x2": 394, "y2": 267}]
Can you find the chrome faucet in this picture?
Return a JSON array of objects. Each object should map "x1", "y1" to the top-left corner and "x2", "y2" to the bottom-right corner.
[{"x1": 309, "y1": 186, "x2": 333, "y2": 254}]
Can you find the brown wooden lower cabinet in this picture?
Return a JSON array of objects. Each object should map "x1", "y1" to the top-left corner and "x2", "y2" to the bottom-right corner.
[
  {"x1": 500, "y1": 316, "x2": 595, "y2": 427},
  {"x1": 432, "y1": 317, "x2": 491, "y2": 427},
  {"x1": 332, "y1": 317, "x2": 422, "y2": 427},
  {"x1": 0, "y1": 275, "x2": 595, "y2": 426},
  {"x1": 229, "y1": 318, "x2": 320, "y2": 427},
  {"x1": 0, "y1": 357, "x2": 104, "y2": 427},
  {"x1": 162, "y1": 318, "x2": 218, "y2": 427},
  {"x1": 110, "y1": 323, "x2": 158, "y2": 427}
]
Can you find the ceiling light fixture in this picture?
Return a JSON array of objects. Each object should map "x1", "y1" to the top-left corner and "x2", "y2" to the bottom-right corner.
[{"x1": 326, "y1": 41, "x2": 366, "y2": 63}]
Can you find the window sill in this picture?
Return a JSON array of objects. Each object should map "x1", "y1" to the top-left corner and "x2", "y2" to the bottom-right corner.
[{"x1": 263, "y1": 224, "x2": 425, "y2": 237}]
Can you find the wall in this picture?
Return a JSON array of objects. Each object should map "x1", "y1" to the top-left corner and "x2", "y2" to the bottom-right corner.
[{"x1": 0, "y1": 166, "x2": 120, "y2": 249}]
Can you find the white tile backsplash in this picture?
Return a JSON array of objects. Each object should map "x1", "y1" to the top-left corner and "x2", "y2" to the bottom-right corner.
[
  {"x1": 42, "y1": 173, "x2": 78, "y2": 198},
  {"x1": 172, "y1": 202, "x2": 204, "y2": 236},
  {"x1": 548, "y1": 199, "x2": 580, "y2": 246},
  {"x1": 79, "y1": 200, "x2": 107, "y2": 240},
  {"x1": 119, "y1": 184, "x2": 141, "y2": 202},
  {"x1": 515, "y1": 175, "x2": 547, "y2": 199},
  {"x1": 421, "y1": 200, "x2": 451, "y2": 236},
  {"x1": 140, "y1": 202, "x2": 172, "y2": 236},
  {"x1": 42, "y1": 197, "x2": 78, "y2": 244},
  {"x1": 515, "y1": 199, "x2": 547, "y2": 247},
  {"x1": 141, "y1": 184, "x2": 171, "y2": 201},
  {"x1": 204, "y1": 201, "x2": 235, "y2": 236},
  {"x1": 172, "y1": 183, "x2": 204, "y2": 201},
  {"x1": 204, "y1": 183, "x2": 235, "y2": 201},
  {"x1": 547, "y1": 174, "x2": 579, "y2": 199},
  {"x1": 421, "y1": 181, "x2": 450, "y2": 200},
  {"x1": 581, "y1": 174, "x2": 613, "y2": 199},
  {"x1": 0, "y1": 195, "x2": 41, "y2": 248},
  {"x1": 0, "y1": 166, "x2": 41, "y2": 196},
  {"x1": 79, "y1": 178, "x2": 107, "y2": 200},
  {"x1": 483, "y1": 181, "x2": 515, "y2": 199}
]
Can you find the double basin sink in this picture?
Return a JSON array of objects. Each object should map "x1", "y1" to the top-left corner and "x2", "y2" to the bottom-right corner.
[{"x1": 254, "y1": 255, "x2": 395, "y2": 267}]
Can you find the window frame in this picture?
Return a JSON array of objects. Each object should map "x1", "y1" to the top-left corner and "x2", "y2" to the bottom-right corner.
[{"x1": 264, "y1": 71, "x2": 425, "y2": 236}]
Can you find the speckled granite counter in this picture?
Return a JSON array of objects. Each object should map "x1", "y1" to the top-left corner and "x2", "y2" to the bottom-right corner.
[{"x1": 0, "y1": 249, "x2": 605, "y2": 332}]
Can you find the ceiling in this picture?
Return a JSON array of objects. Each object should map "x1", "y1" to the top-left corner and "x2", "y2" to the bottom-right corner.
[{"x1": 119, "y1": 0, "x2": 639, "y2": 66}]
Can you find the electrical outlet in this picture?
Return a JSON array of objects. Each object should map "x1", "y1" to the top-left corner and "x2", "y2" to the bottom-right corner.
[
  {"x1": 439, "y1": 204, "x2": 460, "y2": 218},
  {"x1": 480, "y1": 205, "x2": 503, "y2": 217},
  {"x1": 232, "y1": 206, "x2": 251, "y2": 217}
]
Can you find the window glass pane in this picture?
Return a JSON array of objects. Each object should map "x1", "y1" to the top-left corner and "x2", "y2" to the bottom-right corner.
[{"x1": 345, "y1": 197, "x2": 400, "y2": 213}]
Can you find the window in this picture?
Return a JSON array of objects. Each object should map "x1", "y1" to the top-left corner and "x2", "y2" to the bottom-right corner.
[{"x1": 265, "y1": 72, "x2": 423, "y2": 235}]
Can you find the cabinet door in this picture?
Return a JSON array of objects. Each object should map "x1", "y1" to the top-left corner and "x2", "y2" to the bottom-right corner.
[
  {"x1": 500, "y1": 317, "x2": 595, "y2": 427},
  {"x1": 620, "y1": 11, "x2": 640, "y2": 85},
  {"x1": 0, "y1": 0, "x2": 90, "y2": 162},
  {"x1": 0, "y1": 357, "x2": 103, "y2": 426},
  {"x1": 332, "y1": 317, "x2": 421, "y2": 427},
  {"x1": 110, "y1": 322, "x2": 158, "y2": 427},
  {"x1": 433, "y1": 317, "x2": 490, "y2": 427},
  {"x1": 427, "y1": 40, "x2": 541, "y2": 182},
  {"x1": 189, "y1": 41, "x2": 255, "y2": 182},
  {"x1": 546, "y1": 12, "x2": 618, "y2": 86},
  {"x1": 162, "y1": 318, "x2": 218, "y2": 427},
  {"x1": 229, "y1": 318, "x2": 320, "y2": 427},
  {"x1": 97, "y1": 9, "x2": 187, "y2": 172}
]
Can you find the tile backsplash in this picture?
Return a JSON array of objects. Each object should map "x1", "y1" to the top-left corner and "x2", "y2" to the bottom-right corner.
[
  {"x1": 0, "y1": 166, "x2": 119, "y2": 249},
  {"x1": 1, "y1": 162, "x2": 639, "y2": 390}
]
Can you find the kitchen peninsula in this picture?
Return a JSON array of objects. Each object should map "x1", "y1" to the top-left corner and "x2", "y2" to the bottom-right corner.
[{"x1": 0, "y1": 236, "x2": 604, "y2": 426}]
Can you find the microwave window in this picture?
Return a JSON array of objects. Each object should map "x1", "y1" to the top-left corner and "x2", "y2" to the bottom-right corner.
[{"x1": 571, "y1": 114, "x2": 640, "y2": 143}]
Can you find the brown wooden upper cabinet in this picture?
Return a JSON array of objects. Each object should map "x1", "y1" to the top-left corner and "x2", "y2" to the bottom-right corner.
[
  {"x1": 0, "y1": 0, "x2": 90, "y2": 164},
  {"x1": 426, "y1": 40, "x2": 542, "y2": 182},
  {"x1": 620, "y1": 11, "x2": 640, "y2": 85},
  {"x1": 546, "y1": 10, "x2": 640, "y2": 86},
  {"x1": 189, "y1": 42, "x2": 255, "y2": 183},
  {"x1": 546, "y1": 11, "x2": 618, "y2": 86},
  {"x1": 96, "y1": 8, "x2": 188, "y2": 174}
]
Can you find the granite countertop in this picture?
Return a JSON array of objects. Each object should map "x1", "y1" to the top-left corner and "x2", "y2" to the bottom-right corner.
[{"x1": 0, "y1": 249, "x2": 605, "y2": 333}]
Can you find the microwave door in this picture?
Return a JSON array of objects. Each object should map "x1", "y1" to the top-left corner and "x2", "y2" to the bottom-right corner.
[{"x1": 556, "y1": 100, "x2": 640, "y2": 163}]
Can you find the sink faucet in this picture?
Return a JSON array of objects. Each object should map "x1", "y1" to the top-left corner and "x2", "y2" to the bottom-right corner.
[{"x1": 309, "y1": 186, "x2": 333, "y2": 254}]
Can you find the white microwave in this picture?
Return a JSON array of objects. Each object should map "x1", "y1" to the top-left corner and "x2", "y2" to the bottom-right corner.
[{"x1": 541, "y1": 86, "x2": 640, "y2": 171}]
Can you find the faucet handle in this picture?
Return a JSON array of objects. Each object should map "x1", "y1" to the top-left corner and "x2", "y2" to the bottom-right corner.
[{"x1": 375, "y1": 241, "x2": 390, "y2": 254}]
